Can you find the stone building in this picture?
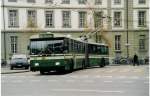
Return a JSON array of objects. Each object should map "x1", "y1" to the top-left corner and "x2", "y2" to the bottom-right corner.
[{"x1": 1, "y1": 0, "x2": 149, "y2": 63}]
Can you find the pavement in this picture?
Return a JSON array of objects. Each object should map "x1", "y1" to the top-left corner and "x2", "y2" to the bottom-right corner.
[
  {"x1": 1, "y1": 65, "x2": 149, "y2": 96},
  {"x1": 1, "y1": 66, "x2": 30, "y2": 74},
  {"x1": 1, "y1": 64, "x2": 148, "y2": 74}
]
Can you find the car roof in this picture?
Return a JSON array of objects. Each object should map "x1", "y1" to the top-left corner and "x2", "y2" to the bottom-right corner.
[{"x1": 12, "y1": 54, "x2": 27, "y2": 59}]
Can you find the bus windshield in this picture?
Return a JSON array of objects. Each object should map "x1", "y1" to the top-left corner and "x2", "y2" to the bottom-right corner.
[{"x1": 30, "y1": 39, "x2": 65, "y2": 55}]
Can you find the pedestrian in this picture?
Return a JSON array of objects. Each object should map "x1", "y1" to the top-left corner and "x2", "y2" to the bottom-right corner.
[{"x1": 133, "y1": 54, "x2": 139, "y2": 66}]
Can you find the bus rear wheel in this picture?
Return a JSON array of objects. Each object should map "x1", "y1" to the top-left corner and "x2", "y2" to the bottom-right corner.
[
  {"x1": 99, "y1": 64, "x2": 105, "y2": 68},
  {"x1": 69, "y1": 64, "x2": 74, "y2": 72},
  {"x1": 40, "y1": 70, "x2": 45, "y2": 75}
]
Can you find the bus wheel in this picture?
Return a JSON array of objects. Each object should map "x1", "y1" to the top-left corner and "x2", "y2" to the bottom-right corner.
[
  {"x1": 99, "y1": 64, "x2": 105, "y2": 68},
  {"x1": 69, "y1": 59, "x2": 74, "y2": 72},
  {"x1": 69, "y1": 64, "x2": 73, "y2": 72},
  {"x1": 40, "y1": 70, "x2": 45, "y2": 75},
  {"x1": 82, "y1": 59, "x2": 85, "y2": 69}
]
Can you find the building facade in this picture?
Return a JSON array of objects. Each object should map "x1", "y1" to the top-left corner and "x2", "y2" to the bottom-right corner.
[{"x1": 1, "y1": 0, "x2": 149, "y2": 63}]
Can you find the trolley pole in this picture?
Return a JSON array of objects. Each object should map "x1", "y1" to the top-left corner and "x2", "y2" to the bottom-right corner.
[
  {"x1": 126, "y1": 0, "x2": 129, "y2": 62},
  {"x1": 85, "y1": 43, "x2": 89, "y2": 67}
]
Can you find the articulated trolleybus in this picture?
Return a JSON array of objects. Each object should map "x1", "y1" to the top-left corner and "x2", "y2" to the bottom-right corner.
[{"x1": 29, "y1": 33, "x2": 109, "y2": 74}]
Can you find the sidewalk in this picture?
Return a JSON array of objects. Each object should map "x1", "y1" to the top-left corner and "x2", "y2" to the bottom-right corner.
[
  {"x1": 1, "y1": 64, "x2": 148, "y2": 74},
  {"x1": 108, "y1": 63, "x2": 149, "y2": 66},
  {"x1": 1, "y1": 66, "x2": 30, "y2": 74}
]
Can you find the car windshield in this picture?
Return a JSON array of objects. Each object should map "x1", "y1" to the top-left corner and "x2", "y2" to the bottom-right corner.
[{"x1": 11, "y1": 58, "x2": 27, "y2": 63}]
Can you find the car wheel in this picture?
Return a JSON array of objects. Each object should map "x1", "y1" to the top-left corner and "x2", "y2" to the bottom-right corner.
[{"x1": 25, "y1": 67, "x2": 29, "y2": 69}]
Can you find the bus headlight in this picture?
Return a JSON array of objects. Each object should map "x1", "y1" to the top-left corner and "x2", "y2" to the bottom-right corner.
[
  {"x1": 35, "y1": 63, "x2": 39, "y2": 66},
  {"x1": 55, "y1": 62, "x2": 60, "y2": 66}
]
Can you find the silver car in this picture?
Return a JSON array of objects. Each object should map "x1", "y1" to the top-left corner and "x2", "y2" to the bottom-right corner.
[{"x1": 10, "y1": 55, "x2": 29, "y2": 70}]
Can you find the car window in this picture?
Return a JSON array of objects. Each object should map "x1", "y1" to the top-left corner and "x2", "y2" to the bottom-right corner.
[{"x1": 11, "y1": 58, "x2": 27, "y2": 63}]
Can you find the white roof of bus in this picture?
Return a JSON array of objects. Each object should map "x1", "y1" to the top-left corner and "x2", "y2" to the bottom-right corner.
[
  {"x1": 30, "y1": 34, "x2": 108, "y2": 46},
  {"x1": 66, "y1": 36, "x2": 108, "y2": 46}
]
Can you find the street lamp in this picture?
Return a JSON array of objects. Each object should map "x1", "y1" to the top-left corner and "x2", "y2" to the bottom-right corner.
[
  {"x1": 2, "y1": 0, "x2": 7, "y2": 61},
  {"x1": 125, "y1": 43, "x2": 130, "y2": 64}
]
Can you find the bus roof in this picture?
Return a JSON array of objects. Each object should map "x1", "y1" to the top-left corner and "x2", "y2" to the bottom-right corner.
[
  {"x1": 30, "y1": 34, "x2": 108, "y2": 46},
  {"x1": 67, "y1": 36, "x2": 108, "y2": 46}
]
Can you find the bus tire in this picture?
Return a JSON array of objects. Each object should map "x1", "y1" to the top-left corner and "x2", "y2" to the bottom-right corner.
[
  {"x1": 69, "y1": 59, "x2": 74, "y2": 72},
  {"x1": 99, "y1": 64, "x2": 105, "y2": 68},
  {"x1": 82, "y1": 59, "x2": 85, "y2": 69},
  {"x1": 40, "y1": 70, "x2": 45, "y2": 75},
  {"x1": 59, "y1": 68, "x2": 65, "y2": 73},
  {"x1": 69, "y1": 64, "x2": 73, "y2": 72}
]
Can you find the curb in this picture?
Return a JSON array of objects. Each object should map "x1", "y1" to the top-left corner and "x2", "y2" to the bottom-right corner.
[
  {"x1": 108, "y1": 64, "x2": 126, "y2": 66},
  {"x1": 108, "y1": 64, "x2": 149, "y2": 66},
  {"x1": 1, "y1": 70, "x2": 30, "y2": 74}
]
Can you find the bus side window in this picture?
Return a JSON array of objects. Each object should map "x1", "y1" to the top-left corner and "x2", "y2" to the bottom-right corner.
[
  {"x1": 101, "y1": 46, "x2": 105, "y2": 54},
  {"x1": 104, "y1": 46, "x2": 109, "y2": 54},
  {"x1": 63, "y1": 39, "x2": 69, "y2": 53},
  {"x1": 80, "y1": 42, "x2": 84, "y2": 53},
  {"x1": 81, "y1": 43, "x2": 85, "y2": 53},
  {"x1": 78, "y1": 42, "x2": 81, "y2": 53},
  {"x1": 94, "y1": 45, "x2": 97, "y2": 54},
  {"x1": 106, "y1": 46, "x2": 109, "y2": 54},
  {"x1": 71, "y1": 40, "x2": 74, "y2": 53},
  {"x1": 75, "y1": 41, "x2": 78, "y2": 53},
  {"x1": 88, "y1": 44, "x2": 92, "y2": 54},
  {"x1": 76, "y1": 41, "x2": 78, "y2": 53}
]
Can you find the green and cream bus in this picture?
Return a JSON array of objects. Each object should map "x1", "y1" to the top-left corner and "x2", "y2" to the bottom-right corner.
[{"x1": 29, "y1": 33, "x2": 109, "y2": 74}]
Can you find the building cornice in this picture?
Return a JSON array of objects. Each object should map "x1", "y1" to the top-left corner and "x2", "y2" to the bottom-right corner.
[
  {"x1": 1, "y1": 29, "x2": 149, "y2": 33},
  {"x1": 133, "y1": 7, "x2": 149, "y2": 9},
  {"x1": 2, "y1": 5, "x2": 110, "y2": 10}
]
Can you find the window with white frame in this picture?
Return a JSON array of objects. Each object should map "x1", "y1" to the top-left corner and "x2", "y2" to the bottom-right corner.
[
  {"x1": 45, "y1": 11, "x2": 54, "y2": 27},
  {"x1": 95, "y1": 0, "x2": 102, "y2": 5},
  {"x1": 94, "y1": 12, "x2": 103, "y2": 28},
  {"x1": 114, "y1": 0, "x2": 121, "y2": 4},
  {"x1": 8, "y1": 0, "x2": 17, "y2": 2},
  {"x1": 139, "y1": 35, "x2": 146, "y2": 50},
  {"x1": 138, "y1": 0, "x2": 146, "y2": 4},
  {"x1": 10, "y1": 36, "x2": 18, "y2": 54},
  {"x1": 62, "y1": 11, "x2": 71, "y2": 28},
  {"x1": 62, "y1": 0, "x2": 70, "y2": 4},
  {"x1": 27, "y1": 0, "x2": 35, "y2": 3},
  {"x1": 138, "y1": 11, "x2": 146, "y2": 26},
  {"x1": 115, "y1": 35, "x2": 121, "y2": 50},
  {"x1": 114, "y1": 12, "x2": 122, "y2": 27},
  {"x1": 8, "y1": 10, "x2": 19, "y2": 27},
  {"x1": 79, "y1": 12, "x2": 87, "y2": 28},
  {"x1": 45, "y1": 0, "x2": 53, "y2": 4},
  {"x1": 78, "y1": 0, "x2": 87, "y2": 4},
  {"x1": 27, "y1": 10, "x2": 37, "y2": 27}
]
